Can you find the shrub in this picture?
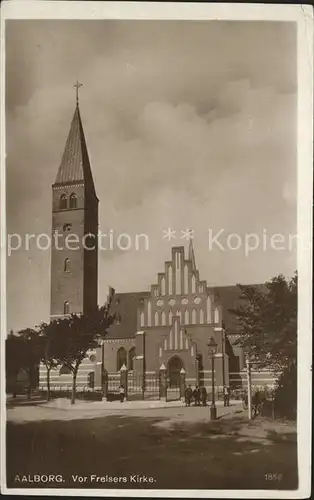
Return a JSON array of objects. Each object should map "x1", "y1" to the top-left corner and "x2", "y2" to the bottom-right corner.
[{"x1": 274, "y1": 363, "x2": 297, "y2": 420}]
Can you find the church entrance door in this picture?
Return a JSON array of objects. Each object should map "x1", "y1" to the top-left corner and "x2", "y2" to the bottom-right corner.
[{"x1": 167, "y1": 356, "x2": 183, "y2": 388}]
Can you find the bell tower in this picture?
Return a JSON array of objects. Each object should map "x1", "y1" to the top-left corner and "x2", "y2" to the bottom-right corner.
[{"x1": 50, "y1": 83, "x2": 98, "y2": 319}]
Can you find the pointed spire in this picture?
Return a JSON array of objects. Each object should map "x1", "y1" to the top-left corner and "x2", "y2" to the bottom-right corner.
[
  {"x1": 54, "y1": 103, "x2": 97, "y2": 199},
  {"x1": 188, "y1": 238, "x2": 196, "y2": 272}
]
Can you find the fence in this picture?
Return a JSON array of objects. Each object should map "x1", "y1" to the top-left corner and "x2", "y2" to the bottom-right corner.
[
  {"x1": 37, "y1": 385, "x2": 103, "y2": 401},
  {"x1": 127, "y1": 372, "x2": 161, "y2": 400},
  {"x1": 105, "y1": 369, "x2": 184, "y2": 402},
  {"x1": 166, "y1": 376, "x2": 181, "y2": 402},
  {"x1": 28, "y1": 370, "x2": 235, "y2": 403}
]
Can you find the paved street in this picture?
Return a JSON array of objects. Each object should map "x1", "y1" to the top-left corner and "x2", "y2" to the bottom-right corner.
[
  {"x1": 7, "y1": 396, "x2": 241, "y2": 423},
  {"x1": 6, "y1": 398, "x2": 297, "y2": 491}
]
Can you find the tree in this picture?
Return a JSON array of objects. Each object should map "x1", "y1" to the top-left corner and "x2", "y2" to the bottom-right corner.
[
  {"x1": 229, "y1": 273, "x2": 297, "y2": 372},
  {"x1": 229, "y1": 273, "x2": 297, "y2": 417},
  {"x1": 51, "y1": 304, "x2": 115, "y2": 404},
  {"x1": 6, "y1": 328, "x2": 43, "y2": 399},
  {"x1": 37, "y1": 322, "x2": 61, "y2": 401},
  {"x1": 6, "y1": 331, "x2": 24, "y2": 397}
]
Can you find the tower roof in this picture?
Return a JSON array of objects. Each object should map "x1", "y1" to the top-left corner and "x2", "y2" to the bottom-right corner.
[{"x1": 54, "y1": 104, "x2": 97, "y2": 198}]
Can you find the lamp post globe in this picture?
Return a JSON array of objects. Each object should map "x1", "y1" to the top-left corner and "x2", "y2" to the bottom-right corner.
[{"x1": 207, "y1": 337, "x2": 218, "y2": 420}]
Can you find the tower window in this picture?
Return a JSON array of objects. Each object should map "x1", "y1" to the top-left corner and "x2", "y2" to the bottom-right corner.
[
  {"x1": 69, "y1": 193, "x2": 77, "y2": 209},
  {"x1": 64, "y1": 258, "x2": 70, "y2": 273},
  {"x1": 60, "y1": 194, "x2": 68, "y2": 210},
  {"x1": 64, "y1": 301, "x2": 70, "y2": 315}
]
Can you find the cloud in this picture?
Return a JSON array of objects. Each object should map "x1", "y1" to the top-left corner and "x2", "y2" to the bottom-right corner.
[{"x1": 5, "y1": 20, "x2": 297, "y2": 331}]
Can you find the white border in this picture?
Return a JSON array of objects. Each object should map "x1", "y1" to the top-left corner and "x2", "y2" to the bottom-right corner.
[{"x1": 0, "y1": 2, "x2": 312, "y2": 499}]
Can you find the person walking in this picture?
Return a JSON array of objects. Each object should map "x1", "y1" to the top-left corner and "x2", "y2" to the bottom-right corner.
[
  {"x1": 200, "y1": 386, "x2": 207, "y2": 406},
  {"x1": 193, "y1": 385, "x2": 201, "y2": 406},
  {"x1": 226, "y1": 386, "x2": 230, "y2": 406},
  {"x1": 185, "y1": 384, "x2": 193, "y2": 407},
  {"x1": 242, "y1": 390, "x2": 248, "y2": 410},
  {"x1": 223, "y1": 385, "x2": 229, "y2": 407},
  {"x1": 119, "y1": 385, "x2": 125, "y2": 403},
  {"x1": 252, "y1": 390, "x2": 261, "y2": 417}
]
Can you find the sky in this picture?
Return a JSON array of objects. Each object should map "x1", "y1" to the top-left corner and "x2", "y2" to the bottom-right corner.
[{"x1": 5, "y1": 20, "x2": 297, "y2": 332}]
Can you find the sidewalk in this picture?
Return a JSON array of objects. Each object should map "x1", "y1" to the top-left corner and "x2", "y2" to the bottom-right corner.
[{"x1": 41, "y1": 398, "x2": 242, "y2": 411}]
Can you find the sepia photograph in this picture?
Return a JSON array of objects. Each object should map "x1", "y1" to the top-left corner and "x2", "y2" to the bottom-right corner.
[{"x1": 1, "y1": 2, "x2": 312, "y2": 498}]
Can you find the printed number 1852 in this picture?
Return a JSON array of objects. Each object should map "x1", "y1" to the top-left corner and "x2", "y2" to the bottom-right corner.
[{"x1": 265, "y1": 473, "x2": 283, "y2": 481}]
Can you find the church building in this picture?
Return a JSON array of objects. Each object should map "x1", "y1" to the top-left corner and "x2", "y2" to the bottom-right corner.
[{"x1": 39, "y1": 95, "x2": 275, "y2": 396}]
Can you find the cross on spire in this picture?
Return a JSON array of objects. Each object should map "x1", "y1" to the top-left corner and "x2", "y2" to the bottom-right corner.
[{"x1": 74, "y1": 80, "x2": 83, "y2": 106}]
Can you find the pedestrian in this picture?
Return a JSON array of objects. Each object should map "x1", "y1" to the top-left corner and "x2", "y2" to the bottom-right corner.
[
  {"x1": 252, "y1": 390, "x2": 261, "y2": 417},
  {"x1": 242, "y1": 391, "x2": 248, "y2": 410},
  {"x1": 223, "y1": 385, "x2": 229, "y2": 407},
  {"x1": 119, "y1": 385, "x2": 125, "y2": 403},
  {"x1": 252, "y1": 391, "x2": 260, "y2": 417},
  {"x1": 193, "y1": 385, "x2": 201, "y2": 406},
  {"x1": 185, "y1": 384, "x2": 193, "y2": 407},
  {"x1": 200, "y1": 386, "x2": 207, "y2": 406},
  {"x1": 226, "y1": 386, "x2": 230, "y2": 406},
  {"x1": 223, "y1": 385, "x2": 230, "y2": 406}
]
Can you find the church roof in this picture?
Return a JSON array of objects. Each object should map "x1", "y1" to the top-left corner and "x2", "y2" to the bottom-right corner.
[
  {"x1": 106, "y1": 292, "x2": 150, "y2": 339},
  {"x1": 104, "y1": 284, "x2": 265, "y2": 340},
  {"x1": 103, "y1": 247, "x2": 265, "y2": 340},
  {"x1": 210, "y1": 285, "x2": 243, "y2": 333},
  {"x1": 54, "y1": 104, "x2": 97, "y2": 198}
]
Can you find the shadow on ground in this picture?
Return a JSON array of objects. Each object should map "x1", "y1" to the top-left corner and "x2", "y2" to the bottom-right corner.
[
  {"x1": 6, "y1": 396, "x2": 51, "y2": 409},
  {"x1": 6, "y1": 409, "x2": 298, "y2": 491}
]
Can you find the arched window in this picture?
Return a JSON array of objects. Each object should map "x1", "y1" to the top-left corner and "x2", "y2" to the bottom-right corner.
[
  {"x1": 64, "y1": 258, "x2": 70, "y2": 272},
  {"x1": 200, "y1": 309, "x2": 204, "y2": 324},
  {"x1": 117, "y1": 347, "x2": 127, "y2": 371},
  {"x1": 59, "y1": 364, "x2": 71, "y2": 375},
  {"x1": 140, "y1": 311, "x2": 145, "y2": 327},
  {"x1": 191, "y1": 275, "x2": 196, "y2": 294},
  {"x1": 192, "y1": 309, "x2": 197, "y2": 324},
  {"x1": 147, "y1": 300, "x2": 152, "y2": 326},
  {"x1": 69, "y1": 193, "x2": 77, "y2": 209},
  {"x1": 168, "y1": 310, "x2": 173, "y2": 325},
  {"x1": 87, "y1": 372, "x2": 95, "y2": 389},
  {"x1": 161, "y1": 311, "x2": 166, "y2": 326},
  {"x1": 185, "y1": 309, "x2": 189, "y2": 325},
  {"x1": 128, "y1": 347, "x2": 136, "y2": 371},
  {"x1": 176, "y1": 309, "x2": 182, "y2": 322},
  {"x1": 161, "y1": 277, "x2": 166, "y2": 296},
  {"x1": 214, "y1": 307, "x2": 220, "y2": 324},
  {"x1": 64, "y1": 301, "x2": 70, "y2": 315},
  {"x1": 168, "y1": 266, "x2": 173, "y2": 295},
  {"x1": 60, "y1": 194, "x2": 68, "y2": 210}
]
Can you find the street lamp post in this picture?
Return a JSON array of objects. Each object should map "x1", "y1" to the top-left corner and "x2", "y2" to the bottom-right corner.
[{"x1": 208, "y1": 336, "x2": 218, "y2": 420}]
